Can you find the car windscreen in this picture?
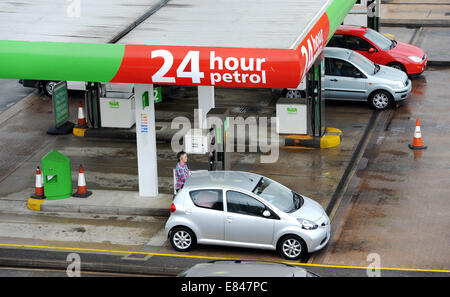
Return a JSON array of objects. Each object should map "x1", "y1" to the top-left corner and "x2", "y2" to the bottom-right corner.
[
  {"x1": 349, "y1": 51, "x2": 376, "y2": 74},
  {"x1": 363, "y1": 28, "x2": 393, "y2": 50},
  {"x1": 252, "y1": 177, "x2": 298, "y2": 213}
]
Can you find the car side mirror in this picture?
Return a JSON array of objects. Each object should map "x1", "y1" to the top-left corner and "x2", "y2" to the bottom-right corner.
[
  {"x1": 262, "y1": 210, "x2": 271, "y2": 218},
  {"x1": 369, "y1": 48, "x2": 376, "y2": 53}
]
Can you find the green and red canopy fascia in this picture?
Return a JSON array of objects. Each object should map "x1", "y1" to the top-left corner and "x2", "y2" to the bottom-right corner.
[{"x1": 0, "y1": 0, "x2": 355, "y2": 89}]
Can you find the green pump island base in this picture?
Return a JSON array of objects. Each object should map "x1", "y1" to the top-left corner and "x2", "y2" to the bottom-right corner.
[{"x1": 41, "y1": 150, "x2": 73, "y2": 200}]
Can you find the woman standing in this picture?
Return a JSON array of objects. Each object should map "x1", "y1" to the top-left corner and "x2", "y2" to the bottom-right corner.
[{"x1": 174, "y1": 151, "x2": 191, "y2": 193}]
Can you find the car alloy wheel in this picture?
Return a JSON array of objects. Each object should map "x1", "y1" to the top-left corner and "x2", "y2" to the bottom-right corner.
[
  {"x1": 278, "y1": 235, "x2": 306, "y2": 260},
  {"x1": 170, "y1": 227, "x2": 196, "y2": 252},
  {"x1": 370, "y1": 90, "x2": 392, "y2": 110},
  {"x1": 43, "y1": 81, "x2": 58, "y2": 97},
  {"x1": 286, "y1": 90, "x2": 304, "y2": 99},
  {"x1": 286, "y1": 90, "x2": 299, "y2": 98}
]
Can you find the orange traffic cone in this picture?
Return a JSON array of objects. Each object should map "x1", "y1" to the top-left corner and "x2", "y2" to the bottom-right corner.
[
  {"x1": 31, "y1": 166, "x2": 46, "y2": 199},
  {"x1": 72, "y1": 164, "x2": 92, "y2": 198},
  {"x1": 408, "y1": 118, "x2": 427, "y2": 150},
  {"x1": 76, "y1": 102, "x2": 87, "y2": 128},
  {"x1": 73, "y1": 102, "x2": 88, "y2": 137}
]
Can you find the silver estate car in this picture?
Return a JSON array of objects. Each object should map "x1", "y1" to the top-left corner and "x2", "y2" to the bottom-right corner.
[
  {"x1": 324, "y1": 47, "x2": 412, "y2": 110},
  {"x1": 165, "y1": 171, "x2": 330, "y2": 260}
]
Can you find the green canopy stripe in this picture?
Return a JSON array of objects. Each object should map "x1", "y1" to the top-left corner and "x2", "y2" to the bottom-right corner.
[
  {"x1": 0, "y1": 40, "x2": 125, "y2": 82},
  {"x1": 326, "y1": 0, "x2": 357, "y2": 41}
]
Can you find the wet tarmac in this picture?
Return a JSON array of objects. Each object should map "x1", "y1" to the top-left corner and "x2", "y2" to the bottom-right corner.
[
  {"x1": 313, "y1": 66, "x2": 450, "y2": 271},
  {"x1": 0, "y1": 79, "x2": 34, "y2": 115}
]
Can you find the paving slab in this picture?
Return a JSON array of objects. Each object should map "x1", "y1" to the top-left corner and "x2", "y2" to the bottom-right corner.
[
  {"x1": 414, "y1": 27, "x2": 450, "y2": 63},
  {"x1": 380, "y1": 26, "x2": 417, "y2": 44},
  {"x1": 380, "y1": 26, "x2": 450, "y2": 64},
  {"x1": 381, "y1": 1, "x2": 450, "y2": 26},
  {"x1": 41, "y1": 190, "x2": 173, "y2": 217}
]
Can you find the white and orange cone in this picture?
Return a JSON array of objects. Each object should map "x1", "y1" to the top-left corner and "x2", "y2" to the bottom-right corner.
[
  {"x1": 73, "y1": 102, "x2": 88, "y2": 136},
  {"x1": 72, "y1": 164, "x2": 92, "y2": 198},
  {"x1": 77, "y1": 102, "x2": 87, "y2": 128},
  {"x1": 408, "y1": 118, "x2": 427, "y2": 150},
  {"x1": 31, "y1": 166, "x2": 46, "y2": 199}
]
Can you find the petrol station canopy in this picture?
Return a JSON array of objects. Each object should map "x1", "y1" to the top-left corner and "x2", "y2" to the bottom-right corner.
[
  {"x1": 0, "y1": 0, "x2": 356, "y2": 89},
  {"x1": 119, "y1": 0, "x2": 330, "y2": 49},
  {"x1": 0, "y1": 0, "x2": 164, "y2": 43}
]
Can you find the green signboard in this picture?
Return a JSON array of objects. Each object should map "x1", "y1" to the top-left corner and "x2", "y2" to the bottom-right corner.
[
  {"x1": 142, "y1": 87, "x2": 162, "y2": 109},
  {"x1": 52, "y1": 81, "x2": 69, "y2": 128},
  {"x1": 153, "y1": 86, "x2": 162, "y2": 103},
  {"x1": 142, "y1": 91, "x2": 150, "y2": 109}
]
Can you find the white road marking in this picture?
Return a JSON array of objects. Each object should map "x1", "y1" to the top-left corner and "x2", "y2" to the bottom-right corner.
[{"x1": 122, "y1": 227, "x2": 168, "y2": 261}]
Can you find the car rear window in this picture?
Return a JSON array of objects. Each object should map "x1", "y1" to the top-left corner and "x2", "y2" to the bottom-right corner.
[{"x1": 190, "y1": 190, "x2": 223, "y2": 211}]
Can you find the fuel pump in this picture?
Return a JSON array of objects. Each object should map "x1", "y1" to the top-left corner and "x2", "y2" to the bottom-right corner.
[
  {"x1": 207, "y1": 127, "x2": 216, "y2": 171},
  {"x1": 306, "y1": 54, "x2": 325, "y2": 137},
  {"x1": 208, "y1": 151, "x2": 216, "y2": 171},
  {"x1": 85, "y1": 82, "x2": 101, "y2": 128},
  {"x1": 367, "y1": 0, "x2": 380, "y2": 32},
  {"x1": 206, "y1": 107, "x2": 230, "y2": 171}
]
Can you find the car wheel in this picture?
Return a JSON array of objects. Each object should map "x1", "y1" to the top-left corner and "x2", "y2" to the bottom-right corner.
[
  {"x1": 388, "y1": 62, "x2": 406, "y2": 73},
  {"x1": 277, "y1": 235, "x2": 307, "y2": 260},
  {"x1": 285, "y1": 89, "x2": 305, "y2": 99},
  {"x1": 42, "y1": 81, "x2": 58, "y2": 97},
  {"x1": 170, "y1": 227, "x2": 196, "y2": 252},
  {"x1": 369, "y1": 90, "x2": 393, "y2": 110}
]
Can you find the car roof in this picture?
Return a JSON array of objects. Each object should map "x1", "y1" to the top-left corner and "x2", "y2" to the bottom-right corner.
[
  {"x1": 336, "y1": 24, "x2": 368, "y2": 34},
  {"x1": 324, "y1": 47, "x2": 353, "y2": 60},
  {"x1": 181, "y1": 261, "x2": 312, "y2": 277},
  {"x1": 184, "y1": 170, "x2": 261, "y2": 191}
]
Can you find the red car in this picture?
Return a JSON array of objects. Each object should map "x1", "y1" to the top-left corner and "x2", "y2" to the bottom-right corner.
[{"x1": 328, "y1": 25, "x2": 427, "y2": 75}]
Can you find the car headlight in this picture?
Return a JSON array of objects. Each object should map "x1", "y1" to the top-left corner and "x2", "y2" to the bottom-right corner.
[
  {"x1": 298, "y1": 219, "x2": 318, "y2": 230},
  {"x1": 408, "y1": 56, "x2": 422, "y2": 63}
]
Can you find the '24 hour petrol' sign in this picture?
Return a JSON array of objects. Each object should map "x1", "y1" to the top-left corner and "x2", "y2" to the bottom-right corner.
[
  {"x1": 110, "y1": 13, "x2": 329, "y2": 89},
  {"x1": 110, "y1": 46, "x2": 302, "y2": 88}
]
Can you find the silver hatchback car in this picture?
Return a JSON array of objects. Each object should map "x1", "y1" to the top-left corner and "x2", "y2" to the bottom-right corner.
[
  {"x1": 165, "y1": 171, "x2": 330, "y2": 260},
  {"x1": 324, "y1": 47, "x2": 412, "y2": 110},
  {"x1": 178, "y1": 260, "x2": 319, "y2": 277}
]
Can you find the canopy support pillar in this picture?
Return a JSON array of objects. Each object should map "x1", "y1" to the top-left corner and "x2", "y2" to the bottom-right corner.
[{"x1": 135, "y1": 84, "x2": 158, "y2": 197}]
